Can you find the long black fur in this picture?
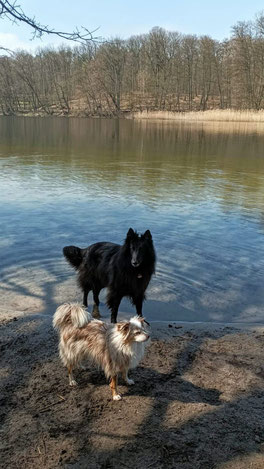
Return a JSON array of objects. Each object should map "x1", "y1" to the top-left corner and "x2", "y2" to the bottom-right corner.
[{"x1": 63, "y1": 228, "x2": 156, "y2": 323}]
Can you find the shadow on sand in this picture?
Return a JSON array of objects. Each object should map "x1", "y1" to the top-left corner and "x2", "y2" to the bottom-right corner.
[{"x1": 1, "y1": 275, "x2": 264, "y2": 469}]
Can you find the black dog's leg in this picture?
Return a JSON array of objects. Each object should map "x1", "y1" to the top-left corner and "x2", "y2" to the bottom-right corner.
[
  {"x1": 108, "y1": 292, "x2": 122, "y2": 323},
  {"x1": 92, "y1": 287, "x2": 101, "y2": 318},
  {"x1": 134, "y1": 296, "x2": 143, "y2": 317},
  {"x1": 83, "y1": 288, "x2": 90, "y2": 308},
  {"x1": 93, "y1": 287, "x2": 100, "y2": 307},
  {"x1": 111, "y1": 306, "x2": 120, "y2": 323}
]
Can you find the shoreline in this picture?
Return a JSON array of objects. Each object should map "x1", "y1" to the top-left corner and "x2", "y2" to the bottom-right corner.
[
  {"x1": 1, "y1": 109, "x2": 264, "y2": 123},
  {"x1": 131, "y1": 109, "x2": 264, "y2": 123},
  {"x1": 1, "y1": 307, "x2": 264, "y2": 336}
]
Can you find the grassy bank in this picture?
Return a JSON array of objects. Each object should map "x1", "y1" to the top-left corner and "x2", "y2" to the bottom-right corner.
[{"x1": 132, "y1": 109, "x2": 264, "y2": 123}]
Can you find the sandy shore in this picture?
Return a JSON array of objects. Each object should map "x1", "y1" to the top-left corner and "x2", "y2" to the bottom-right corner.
[{"x1": 1, "y1": 312, "x2": 264, "y2": 468}]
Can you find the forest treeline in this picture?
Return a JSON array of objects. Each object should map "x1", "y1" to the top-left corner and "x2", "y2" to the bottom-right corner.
[{"x1": 1, "y1": 12, "x2": 264, "y2": 116}]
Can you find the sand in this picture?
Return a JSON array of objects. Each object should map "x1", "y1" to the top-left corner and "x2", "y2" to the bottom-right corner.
[{"x1": 1, "y1": 312, "x2": 264, "y2": 469}]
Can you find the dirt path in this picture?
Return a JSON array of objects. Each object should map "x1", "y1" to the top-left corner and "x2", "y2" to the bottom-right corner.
[{"x1": 1, "y1": 314, "x2": 264, "y2": 468}]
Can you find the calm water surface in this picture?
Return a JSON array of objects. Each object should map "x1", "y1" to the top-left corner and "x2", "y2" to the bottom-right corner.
[{"x1": 1, "y1": 116, "x2": 264, "y2": 323}]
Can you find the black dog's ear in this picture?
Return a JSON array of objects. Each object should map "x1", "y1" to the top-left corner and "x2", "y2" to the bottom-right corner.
[
  {"x1": 126, "y1": 228, "x2": 135, "y2": 239},
  {"x1": 143, "y1": 229, "x2": 152, "y2": 240}
]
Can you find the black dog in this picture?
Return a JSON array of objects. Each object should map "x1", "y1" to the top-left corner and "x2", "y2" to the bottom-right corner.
[{"x1": 63, "y1": 228, "x2": 156, "y2": 323}]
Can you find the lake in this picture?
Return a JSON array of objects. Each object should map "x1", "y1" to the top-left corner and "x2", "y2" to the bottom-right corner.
[{"x1": 1, "y1": 116, "x2": 264, "y2": 323}]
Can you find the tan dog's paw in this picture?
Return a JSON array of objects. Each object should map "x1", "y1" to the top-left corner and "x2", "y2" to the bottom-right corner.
[{"x1": 69, "y1": 378, "x2": 78, "y2": 386}]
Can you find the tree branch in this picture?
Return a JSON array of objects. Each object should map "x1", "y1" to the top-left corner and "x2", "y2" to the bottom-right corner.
[{"x1": 0, "y1": 0, "x2": 101, "y2": 43}]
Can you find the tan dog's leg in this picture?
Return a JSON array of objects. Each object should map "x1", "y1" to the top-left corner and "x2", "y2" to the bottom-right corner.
[
  {"x1": 122, "y1": 370, "x2": 134, "y2": 386},
  {"x1": 110, "y1": 375, "x2": 122, "y2": 400},
  {"x1": 68, "y1": 364, "x2": 77, "y2": 386}
]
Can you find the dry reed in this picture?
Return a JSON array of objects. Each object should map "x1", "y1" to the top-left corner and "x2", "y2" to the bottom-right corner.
[{"x1": 132, "y1": 109, "x2": 264, "y2": 123}]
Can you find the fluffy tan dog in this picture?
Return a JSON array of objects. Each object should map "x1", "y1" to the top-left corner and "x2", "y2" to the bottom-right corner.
[{"x1": 53, "y1": 303, "x2": 150, "y2": 400}]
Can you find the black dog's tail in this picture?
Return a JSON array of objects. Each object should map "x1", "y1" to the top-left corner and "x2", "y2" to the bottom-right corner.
[{"x1": 63, "y1": 245, "x2": 83, "y2": 269}]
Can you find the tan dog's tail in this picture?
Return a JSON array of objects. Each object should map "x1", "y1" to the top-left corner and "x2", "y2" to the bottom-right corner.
[{"x1": 53, "y1": 303, "x2": 92, "y2": 330}]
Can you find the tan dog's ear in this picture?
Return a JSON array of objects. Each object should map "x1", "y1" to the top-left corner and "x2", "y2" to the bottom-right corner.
[
  {"x1": 138, "y1": 317, "x2": 150, "y2": 327},
  {"x1": 117, "y1": 322, "x2": 130, "y2": 333}
]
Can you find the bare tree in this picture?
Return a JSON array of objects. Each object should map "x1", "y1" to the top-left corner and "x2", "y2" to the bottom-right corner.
[
  {"x1": 1, "y1": 10, "x2": 264, "y2": 116},
  {"x1": 182, "y1": 35, "x2": 198, "y2": 110},
  {"x1": 232, "y1": 18, "x2": 264, "y2": 109},
  {"x1": 96, "y1": 39, "x2": 127, "y2": 114}
]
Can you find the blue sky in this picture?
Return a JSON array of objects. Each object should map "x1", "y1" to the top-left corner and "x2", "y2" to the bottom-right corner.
[{"x1": 0, "y1": 0, "x2": 263, "y2": 51}]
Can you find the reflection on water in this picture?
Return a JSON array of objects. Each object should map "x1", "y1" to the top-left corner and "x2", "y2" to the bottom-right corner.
[{"x1": 0, "y1": 116, "x2": 264, "y2": 322}]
